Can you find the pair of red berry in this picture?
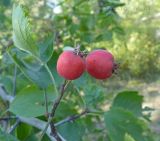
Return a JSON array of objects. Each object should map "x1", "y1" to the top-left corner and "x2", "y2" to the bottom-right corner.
[{"x1": 57, "y1": 49, "x2": 116, "y2": 80}]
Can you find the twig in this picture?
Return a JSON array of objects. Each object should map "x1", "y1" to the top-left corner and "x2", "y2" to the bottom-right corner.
[
  {"x1": 50, "y1": 80, "x2": 67, "y2": 117},
  {"x1": 12, "y1": 65, "x2": 17, "y2": 96},
  {"x1": 49, "y1": 80, "x2": 68, "y2": 141},
  {"x1": 8, "y1": 119, "x2": 20, "y2": 133},
  {"x1": 55, "y1": 109, "x2": 89, "y2": 127},
  {"x1": 50, "y1": 122, "x2": 62, "y2": 141},
  {"x1": 0, "y1": 116, "x2": 17, "y2": 121},
  {"x1": 41, "y1": 80, "x2": 69, "y2": 141},
  {"x1": 49, "y1": 80, "x2": 68, "y2": 140}
]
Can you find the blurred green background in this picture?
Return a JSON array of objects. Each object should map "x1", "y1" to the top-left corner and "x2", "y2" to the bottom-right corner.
[{"x1": 0, "y1": 0, "x2": 160, "y2": 140}]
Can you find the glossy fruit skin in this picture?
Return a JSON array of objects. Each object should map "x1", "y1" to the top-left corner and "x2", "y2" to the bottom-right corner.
[
  {"x1": 86, "y1": 50, "x2": 114, "y2": 79},
  {"x1": 57, "y1": 51, "x2": 85, "y2": 80}
]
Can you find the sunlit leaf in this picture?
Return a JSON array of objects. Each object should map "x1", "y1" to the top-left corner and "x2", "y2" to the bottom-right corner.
[
  {"x1": 12, "y1": 5, "x2": 39, "y2": 57},
  {"x1": 112, "y1": 91, "x2": 143, "y2": 116}
]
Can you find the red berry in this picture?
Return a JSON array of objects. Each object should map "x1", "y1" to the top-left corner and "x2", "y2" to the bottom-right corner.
[
  {"x1": 86, "y1": 50, "x2": 114, "y2": 79},
  {"x1": 57, "y1": 51, "x2": 85, "y2": 80}
]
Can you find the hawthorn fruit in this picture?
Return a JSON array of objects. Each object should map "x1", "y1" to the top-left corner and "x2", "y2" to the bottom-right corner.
[
  {"x1": 86, "y1": 50, "x2": 115, "y2": 79},
  {"x1": 57, "y1": 51, "x2": 85, "y2": 80}
]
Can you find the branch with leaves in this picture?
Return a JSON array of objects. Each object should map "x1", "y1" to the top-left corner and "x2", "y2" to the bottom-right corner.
[
  {"x1": 0, "y1": 86, "x2": 64, "y2": 141},
  {"x1": 0, "y1": 84, "x2": 90, "y2": 141}
]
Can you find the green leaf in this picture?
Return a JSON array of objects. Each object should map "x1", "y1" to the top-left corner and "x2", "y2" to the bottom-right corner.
[
  {"x1": 83, "y1": 83, "x2": 105, "y2": 108},
  {"x1": 81, "y1": 33, "x2": 94, "y2": 43},
  {"x1": 10, "y1": 85, "x2": 56, "y2": 117},
  {"x1": 2, "y1": 0, "x2": 11, "y2": 6},
  {"x1": 56, "y1": 101, "x2": 77, "y2": 118},
  {"x1": 12, "y1": 5, "x2": 39, "y2": 57},
  {"x1": 104, "y1": 0, "x2": 125, "y2": 7},
  {"x1": 95, "y1": 31, "x2": 112, "y2": 42},
  {"x1": 2, "y1": 52, "x2": 14, "y2": 65},
  {"x1": 57, "y1": 120, "x2": 85, "y2": 141},
  {"x1": 16, "y1": 123, "x2": 32, "y2": 141},
  {"x1": 0, "y1": 129, "x2": 19, "y2": 141},
  {"x1": 0, "y1": 75, "x2": 13, "y2": 94},
  {"x1": 8, "y1": 48, "x2": 51, "y2": 88},
  {"x1": 112, "y1": 91, "x2": 143, "y2": 116},
  {"x1": 38, "y1": 36, "x2": 54, "y2": 63},
  {"x1": 104, "y1": 108, "x2": 150, "y2": 141},
  {"x1": 112, "y1": 26, "x2": 125, "y2": 35},
  {"x1": 16, "y1": 73, "x2": 33, "y2": 93}
]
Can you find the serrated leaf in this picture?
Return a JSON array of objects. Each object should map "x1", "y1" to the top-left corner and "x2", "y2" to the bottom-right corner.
[
  {"x1": 0, "y1": 129, "x2": 19, "y2": 141},
  {"x1": 8, "y1": 48, "x2": 51, "y2": 88},
  {"x1": 39, "y1": 36, "x2": 54, "y2": 63},
  {"x1": 12, "y1": 5, "x2": 39, "y2": 56},
  {"x1": 10, "y1": 85, "x2": 56, "y2": 117},
  {"x1": 104, "y1": 108, "x2": 149, "y2": 141},
  {"x1": 112, "y1": 91, "x2": 143, "y2": 116},
  {"x1": 57, "y1": 120, "x2": 85, "y2": 141}
]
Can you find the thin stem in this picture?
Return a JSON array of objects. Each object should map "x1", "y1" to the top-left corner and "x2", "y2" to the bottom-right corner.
[
  {"x1": 87, "y1": 112, "x2": 103, "y2": 116},
  {"x1": 44, "y1": 64, "x2": 59, "y2": 96},
  {"x1": 64, "y1": 80, "x2": 71, "y2": 90},
  {"x1": 0, "y1": 116, "x2": 17, "y2": 121},
  {"x1": 50, "y1": 80, "x2": 67, "y2": 117},
  {"x1": 55, "y1": 109, "x2": 89, "y2": 127},
  {"x1": 40, "y1": 118, "x2": 52, "y2": 140},
  {"x1": 48, "y1": 80, "x2": 68, "y2": 141},
  {"x1": 8, "y1": 119, "x2": 20, "y2": 133},
  {"x1": 74, "y1": 85, "x2": 86, "y2": 108},
  {"x1": 40, "y1": 80, "x2": 69, "y2": 141},
  {"x1": 44, "y1": 89, "x2": 49, "y2": 116},
  {"x1": 0, "y1": 110, "x2": 9, "y2": 117},
  {"x1": 12, "y1": 65, "x2": 17, "y2": 96}
]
